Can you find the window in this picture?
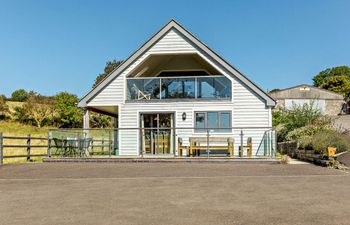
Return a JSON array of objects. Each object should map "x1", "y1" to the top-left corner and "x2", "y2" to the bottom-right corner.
[{"x1": 194, "y1": 111, "x2": 232, "y2": 132}]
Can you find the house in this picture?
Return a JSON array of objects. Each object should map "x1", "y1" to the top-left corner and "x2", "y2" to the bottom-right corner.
[
  {"x1": 77, "y1": 19, "x2": 276, "y2": 157},
  {"x1": 269, "y1": 84, "x2": 345, "y2": 116}
]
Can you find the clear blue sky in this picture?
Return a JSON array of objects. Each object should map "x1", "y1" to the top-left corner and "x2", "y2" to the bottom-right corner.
[{"x1": 0, "y1": 0, "x2": 349, "y2": 98}]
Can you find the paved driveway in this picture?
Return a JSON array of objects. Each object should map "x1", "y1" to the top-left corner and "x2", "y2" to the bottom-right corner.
[{"x1": 0, "y1": 163, "x2": 349, "y2": 225}]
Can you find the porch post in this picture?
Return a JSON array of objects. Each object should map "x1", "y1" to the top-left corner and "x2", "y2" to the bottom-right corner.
[
  {"x1": 83, "y1": 108, "x2": 90, "y2": 129},
  {"x1": 114, "y1": 117, "x2": 118, "y2": 155}
]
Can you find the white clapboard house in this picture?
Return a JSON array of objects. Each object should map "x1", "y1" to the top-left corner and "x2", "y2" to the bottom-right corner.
[{"x1": 77, "y1": 20, "x2": 276, "y2": 157}]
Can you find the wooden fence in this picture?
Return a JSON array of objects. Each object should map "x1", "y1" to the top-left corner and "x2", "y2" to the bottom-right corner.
[{"x1": 0, "y1": 132, "x2": 113, "y2": 165}]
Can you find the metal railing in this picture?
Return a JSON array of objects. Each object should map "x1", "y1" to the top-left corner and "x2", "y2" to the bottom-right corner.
[
  {"x1": 0, "y1": 127, "x2": 276, "y2": 164},
  {"x1": 49, "y1": 127, "x2": 276, "y2": 158}
]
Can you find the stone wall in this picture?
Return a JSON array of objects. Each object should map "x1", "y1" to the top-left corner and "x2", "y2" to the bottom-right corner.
[{"x1": 325, "y1": 100, "x2": 344, "y2": 116}]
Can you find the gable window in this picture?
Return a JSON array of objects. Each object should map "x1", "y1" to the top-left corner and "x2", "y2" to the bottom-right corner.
[{"x1": 195, "y1": 111, "x2": 231, "y2": 132}]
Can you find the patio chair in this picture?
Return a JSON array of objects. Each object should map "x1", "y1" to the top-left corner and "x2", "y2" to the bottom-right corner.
[
  {"x1": 132, "y1": 84, "x2": 151, "y2": 100},
  {"x1": 79, "y1": 138, "x2": 92, "y2": 157},
  {"x1": 53, "y1": 138, "x2": 67, "y2": 156}
]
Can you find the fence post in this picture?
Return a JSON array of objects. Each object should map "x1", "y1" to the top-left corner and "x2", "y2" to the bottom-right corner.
[
  {"x1": 206, "y1": 129, "x2": 210, "y2": 158},
  {"x1": 91, "y1": 139, "x2": 94, "y2": 155},
  {"x1": 27, "y1": 134, "x2": 31, "y2": 162},
  {"x1": 240, "y1": 129, "x2": 243, "y2": 157},
  {"x1": 109, "y1": 131, "x2": 112, "y2": 157},
  {"x1": 101, "y1": 138, "x2": 105, "y2": 154},
  {"x1": 0, "y1": 132, "x2": 3, "y2": 165},
  {"x1": 47, "y1": 132, "x2": 52, "y2": 157}
]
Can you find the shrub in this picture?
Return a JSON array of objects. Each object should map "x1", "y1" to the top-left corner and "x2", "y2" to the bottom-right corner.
[
  {"x1": 0, "y1": 95, "x2": 9, "y2": 120},
  {"x1": 285, "y1": 117, "x2": 333, "y2": 141},
  {"x1": 311, "y1": 130, "x2": 350, "y2": 154},
  {"x1": 273, "y1": 102, "x2": 323, "y2": 141}
]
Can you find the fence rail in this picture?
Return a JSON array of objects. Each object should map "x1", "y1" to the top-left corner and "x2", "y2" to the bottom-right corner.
[{"x1": 0, "y1": 132, "x2": 112, "y2": 165}]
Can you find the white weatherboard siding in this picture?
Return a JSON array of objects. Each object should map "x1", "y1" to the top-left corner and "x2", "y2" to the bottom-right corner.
[
  {"x1": 87, "y1": 27, "x2": 271, "y2": 156},
  {"x1": 118, "y1": 75, "x2": 269, "y2": 156},
  {"x1": 87, "y1": 29, "x2": 197, "y2": 107}
]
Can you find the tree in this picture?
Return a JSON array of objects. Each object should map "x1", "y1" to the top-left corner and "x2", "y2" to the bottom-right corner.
[
  {"x1": 319, "y1": 75, "x2": 350, "y2": 97},
  {"x1": 93, "y1": 60, "x2": 123, "y2": 87},
  {"x1": 11, "y1": 89, "x2": 28, "y2": 102},
  {"x1": 313, "y1": 66, "x2": 350, "y2": 96},
  {"x1": 53, "y1": 92, "x2": 82, "y2": 128},
  {"x1": 90, "y1": 112, "x2": 114, "y2": 128},
  {"x1": 0, "y1": 95, "x2": 9, "y2": 120},
  {"x1": 23, "y1": 95, "x2": 55, "y2": 128},
  {"x1": 269, "y1": 89, "x2": 281, "y2": 94}
]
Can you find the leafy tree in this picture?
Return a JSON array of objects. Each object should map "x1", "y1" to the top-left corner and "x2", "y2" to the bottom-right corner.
[
  {"x1": 13, "y1": 106, "x2": 33, "y2": 124},
  {"x1": 93, "y1": 60, "x2": 123, "y2": 87},
  {"x1": 90, "y1": 112, "x2": 114, "y2": 128},
  {"x1": 319, "y1": 75, "x2": 350, "y2": 97},
  {"x1": 23, "y1": 95, "x2": 55, "y2": 128},
  {"x1": 268, "y1": 89, "x2": 281, "y2": 94},
  {"x1": 313, "y1": 66, "x2": 350, "y2": 96},
  {"x1": 11, "y1": 89, "x2": 28, "y2": 102},
  {"x1": 0, "y1": 95, "x2": 9, "y2": 120},
  {"x1": 53, "y1": 92, "x2": 82, "y2": 128}
]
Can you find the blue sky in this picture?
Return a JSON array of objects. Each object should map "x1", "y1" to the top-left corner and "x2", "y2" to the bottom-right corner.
[{"x1": 0, "y1": 0, "x2": 349, "y2": 97}]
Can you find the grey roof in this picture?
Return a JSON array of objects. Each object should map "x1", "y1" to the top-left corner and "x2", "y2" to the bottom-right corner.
[
  {"x1": 269, "y1": 84, "x2": 344, "y2": 100},
  {"x1": 78, "y1": 19, "x2": 276, "y2": 107}
]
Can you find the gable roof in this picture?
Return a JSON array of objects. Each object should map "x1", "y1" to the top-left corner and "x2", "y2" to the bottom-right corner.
[
  {"x1": 269, "y1": 84, "x2": 344, "y2": 100},
  {"x1": 78, "y1": 19, "x2": 276, "y2": 107}
]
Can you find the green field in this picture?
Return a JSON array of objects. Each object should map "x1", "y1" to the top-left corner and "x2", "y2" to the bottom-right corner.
[
  {"x1": 0, "y1": 121, "x2": 114, "y2": 164},
  {"x1": 0, "y1": 121, "x2": 50, "y2": 164}
]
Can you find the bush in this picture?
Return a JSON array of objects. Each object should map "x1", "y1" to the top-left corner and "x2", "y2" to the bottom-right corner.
[
  {"x1": 0, "y1": 95, "x2": 9, "y2": 120},
  {"x1": 273, "y1": 102, "x2": 323, "y2": 141},
  {"x1": 285, "y1": 117, "x2": 333, "y2": 141},
  {"x1": 310, "y1": 130, "x2": 350, "y2": 154}
]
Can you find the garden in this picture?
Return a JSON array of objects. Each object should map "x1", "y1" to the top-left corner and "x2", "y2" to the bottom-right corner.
[{"x1": 274, "y1": 102, "x2": 350, "y2": 168}]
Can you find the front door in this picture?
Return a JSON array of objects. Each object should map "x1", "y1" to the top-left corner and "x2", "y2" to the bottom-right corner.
[{"x1": 140, "y1": 113, "x2": 174, "y2": 155}]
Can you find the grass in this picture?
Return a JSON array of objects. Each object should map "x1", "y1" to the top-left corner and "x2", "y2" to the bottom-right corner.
[
  {"x1": 0, "y1": 121, "x2": 50, "y2": 164},
  {"x1": 0, "y1": 121, "x2": 113, "y2": 164}
]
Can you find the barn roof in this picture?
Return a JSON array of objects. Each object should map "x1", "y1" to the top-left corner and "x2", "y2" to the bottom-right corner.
[{"x1": 269, "y1": 84, "x2": 344, "y2": 100}]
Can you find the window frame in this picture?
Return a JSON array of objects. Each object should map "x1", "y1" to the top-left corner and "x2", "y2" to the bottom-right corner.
[{"x1": 194, "y1": 111, "x2": 232, "y2": 132}]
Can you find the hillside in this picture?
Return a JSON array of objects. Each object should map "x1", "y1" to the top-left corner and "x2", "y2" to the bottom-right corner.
[{"x1": 0, "y1": 121, "x2": 50, "y2": 137}]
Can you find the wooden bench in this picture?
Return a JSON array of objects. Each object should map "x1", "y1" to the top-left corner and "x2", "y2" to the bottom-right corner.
[{"x1": 178, "y1": 137, "x2": 234, "y2": 157}]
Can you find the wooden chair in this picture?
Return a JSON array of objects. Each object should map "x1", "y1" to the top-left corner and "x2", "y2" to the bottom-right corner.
[
  {"x1": 132, "y1": 84, "x2": 151, "y2": 100},
  {"x1": 177, "y1": 137, "x2": 189, "y2": 157},
  {"x1": 239, "y1": 137, "x2": 253, "y2": 157}
]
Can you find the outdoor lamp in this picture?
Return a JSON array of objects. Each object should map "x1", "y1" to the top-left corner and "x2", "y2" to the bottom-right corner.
[{"x1": 182, "y1": 112, "x2": 186, "y2": 121}]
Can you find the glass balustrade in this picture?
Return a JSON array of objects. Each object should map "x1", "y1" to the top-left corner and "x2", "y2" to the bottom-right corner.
[{"x1": 127, "y1": 76, "x2": 231, "y2": 100}]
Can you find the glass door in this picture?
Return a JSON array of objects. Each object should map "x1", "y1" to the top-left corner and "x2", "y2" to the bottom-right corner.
[{"x1": 140, "y1": 113, "x2": 174, "y2": 155}]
